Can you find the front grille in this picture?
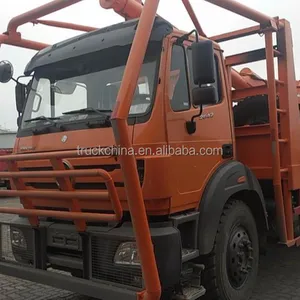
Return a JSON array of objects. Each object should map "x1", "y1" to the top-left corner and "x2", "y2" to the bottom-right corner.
[
  {"x1": 0, "y1": 225, "x2": 34, "y2": 266},
  {"x1": 91, "y1": 236, "x2": 143, "y2": 289}
]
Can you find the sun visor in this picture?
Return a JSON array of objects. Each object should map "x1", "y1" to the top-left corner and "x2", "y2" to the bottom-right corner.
[{"x1": 24, "y1": 17, "x2": 173, "y2": 76}]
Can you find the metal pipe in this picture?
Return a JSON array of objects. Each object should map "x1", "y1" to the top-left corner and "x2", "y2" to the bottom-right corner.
[
  {"x1": 231, "y1": 69, "x2": 250, "y2": 89},
  {"x1": 0, "y1": 148, "x2": 116, "y2": 161},
  {"x1": 0, "y1": 207, "x2": 119, "y2": 223},
  {"x1": 210, "y1": 24, "x2": 262, "y2": 43},
  {"x1": 100, "y1": 0, "x2": 144, "y2": 19},
  {"x1": 0, "y1": 34, "x2": 8, "y2": 44},
  {"x1": 265, "y1": 30, "x2": 287, "y2": 243},
  {"x1": 0, "y1": 169, "x2": 122, "y2": 221},
  {"x1": 0, "y1": 189, "x2": 109, "y2": 201},
  {"x1": 110, "y1": 0, "x2": 161, "y2": 298},
  {"x1": 32, "y1": 19, "x2": 97, "y2": 32},
  {"x1": 0, "y1": 34, "x2": 48, "y2": 51},
  {"x1": 0, "y1": 169, "x2": 114, "y2": 180},
  {"x1": 182, "y1": 0, "x2": 206, "y2": 37},
  {"x1": 7, "y1": 0, "x2": 82, "y2": 33},
  {"x1": 205, "y1": 0, "x2": 274, "y2": 25}
]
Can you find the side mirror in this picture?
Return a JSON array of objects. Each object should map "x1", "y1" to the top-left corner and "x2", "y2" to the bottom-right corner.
[
  {"x1": 0, "y1": 60, "x2": 14, "y2": 83},
  {"x1": 192, "y1": 86, "x2": 218, "y2": 107},
  {"x1": 15, "y1": 83, "x2": 26, "y2": 113},
  {"x1": 191, "y1": 40, "x2": 216, "y2": 86}
]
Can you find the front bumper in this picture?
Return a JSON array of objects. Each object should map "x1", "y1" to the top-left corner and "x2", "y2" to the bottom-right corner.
[
  {"x1": 0, "y1": 261, "x2": 137, "y2": 300},
  {"x1": 0, "y1": 218, "x2": 181, "y2": 299}
]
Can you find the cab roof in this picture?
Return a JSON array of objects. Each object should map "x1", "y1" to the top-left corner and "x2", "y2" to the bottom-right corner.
[{"x1": 24, "y1": 17, "x2": 173, "y2": 75}]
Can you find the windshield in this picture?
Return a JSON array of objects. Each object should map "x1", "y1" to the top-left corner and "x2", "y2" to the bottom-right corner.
[{"x1": 21, "y1": 43, "x2": 161, "y2": 130}]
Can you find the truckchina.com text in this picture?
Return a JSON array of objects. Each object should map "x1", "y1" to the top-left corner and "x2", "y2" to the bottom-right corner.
[{"x1": 77, "y1": 145, "x2": 224, "y2": 157}]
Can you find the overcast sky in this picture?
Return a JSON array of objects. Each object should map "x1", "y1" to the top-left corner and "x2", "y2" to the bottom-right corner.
[{"x1": 0, "y1": 0, "x2": 299, "y2": 130}]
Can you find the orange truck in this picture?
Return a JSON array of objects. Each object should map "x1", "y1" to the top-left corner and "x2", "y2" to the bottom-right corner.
[{"x1": 0, "y1": 0, "x2": 299, "y2": 299}]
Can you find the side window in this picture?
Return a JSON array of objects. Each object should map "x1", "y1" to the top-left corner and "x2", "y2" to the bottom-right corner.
[
  {"x1": 169, "y1": 45, "x2": 190, "y2": 111},
  {"x1": 187, "y1": 48, "x2": 222, "y2": 104}
]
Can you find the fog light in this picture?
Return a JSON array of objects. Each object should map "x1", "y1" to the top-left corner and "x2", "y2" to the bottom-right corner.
[
  {"x1": 114, "y1": 242, "x2": 140, "y2": 266},
  {"x1": 10, "y1": 227, "x2": 27, "y2": 249}
]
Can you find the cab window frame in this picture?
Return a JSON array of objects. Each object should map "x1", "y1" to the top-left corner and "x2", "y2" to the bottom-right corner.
[{"x1": 169, "y1": 43, "x2": 191, "y2": 112}]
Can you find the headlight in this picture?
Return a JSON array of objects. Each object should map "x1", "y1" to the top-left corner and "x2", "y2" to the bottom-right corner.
[
  {"x1": 114, "y1": 242, "x2": 141, "y2": 266},
  {"x1": 10, "y1": 227, "x2": 27, "y2": 249}
]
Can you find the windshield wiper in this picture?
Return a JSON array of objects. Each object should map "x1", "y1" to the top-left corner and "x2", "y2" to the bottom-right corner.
[
  {"x1": 63, "y1": 107, "x2": 112, "y2": 116},
  {"x1": 24, "y1": 116, "x2": 61, "y2": 123}
]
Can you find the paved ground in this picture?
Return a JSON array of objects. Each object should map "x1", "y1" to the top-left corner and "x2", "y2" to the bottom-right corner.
[{"x1": 1, "y1": 198, "x2": 300, "y2": 299}]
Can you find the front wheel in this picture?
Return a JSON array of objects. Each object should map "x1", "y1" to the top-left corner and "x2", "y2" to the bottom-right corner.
[{"x1": 201, "y1": 200, "x2": 259, "y2": 300}]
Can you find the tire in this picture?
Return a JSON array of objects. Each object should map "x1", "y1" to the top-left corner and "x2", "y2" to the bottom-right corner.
[
  {"x1": 200, "y1": 200, "x2": 259, "y2": 300},
  {"x1": 233, "y1": 95, "x2": 270, "y2": 127}
]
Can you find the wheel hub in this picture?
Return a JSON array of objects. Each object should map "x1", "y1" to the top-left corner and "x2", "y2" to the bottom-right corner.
[{"x1": 227, "y1": 226, "x2": 254, "y2": 289}]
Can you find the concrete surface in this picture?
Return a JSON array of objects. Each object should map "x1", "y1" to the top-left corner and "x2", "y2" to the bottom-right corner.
[{"x1": 1, "y1": 197, "x2": 300, "y2": 300}]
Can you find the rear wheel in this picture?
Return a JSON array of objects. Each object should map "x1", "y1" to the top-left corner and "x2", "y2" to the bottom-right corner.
[{"x1": 200, "y1": 200, "x2": 259, "y2": 300}]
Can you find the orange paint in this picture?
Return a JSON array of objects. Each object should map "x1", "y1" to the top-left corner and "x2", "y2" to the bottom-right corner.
[{"x1": 1, "y1": 0, "x2": 300, "y2": 298}]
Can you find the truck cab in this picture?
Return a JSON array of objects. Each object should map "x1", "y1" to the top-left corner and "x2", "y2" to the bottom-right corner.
[{"x1": 2, "y1": 1, "x2": 297, "y2": 300}]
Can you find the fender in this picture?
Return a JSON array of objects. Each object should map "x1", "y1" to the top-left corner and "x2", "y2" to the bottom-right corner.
[{"x1": 198, "y1": 160, "x2": 268, "y2": 255}]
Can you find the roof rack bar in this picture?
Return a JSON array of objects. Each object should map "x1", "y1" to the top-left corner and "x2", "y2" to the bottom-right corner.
[
  {"x1": 6, "y1": 0, "x2": 83, "y2": 34},
  {"x1": 32, "y1": 19, "x2": 98, "y2": 32},
  {"x1": 204, "y1": 0, "x2": 276, "y2": 26},
  {"x1": 182, "y1": 0, "x2": 206, "y2": 37}
]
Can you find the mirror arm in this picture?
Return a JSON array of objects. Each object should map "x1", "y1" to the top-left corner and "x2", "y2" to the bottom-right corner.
[
  {"x1": 17, "y1": 75, "x2": 33, "y2": 82},
  {"x1": 175, "y1": 29, "x2": 199, "y2": 45},
  {"x1": 185, "y1": 104, "x2": 203, "y2": 135},
  {"x1": 191, "y1": 104, "x2": 203, "y2": 123}
]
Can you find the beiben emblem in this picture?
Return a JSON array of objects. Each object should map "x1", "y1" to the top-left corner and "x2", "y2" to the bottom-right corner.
[{"x1": 61, "y1": 135, "x2": 68, "y2": 143}]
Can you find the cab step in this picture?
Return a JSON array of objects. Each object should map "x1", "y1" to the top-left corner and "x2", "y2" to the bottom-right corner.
[
  {"x1": 173, "y1": 286, "x2": 206, "y2": 300},
  {"x1": 182, "y1": 248, "x2": 199, "y2": 262}
]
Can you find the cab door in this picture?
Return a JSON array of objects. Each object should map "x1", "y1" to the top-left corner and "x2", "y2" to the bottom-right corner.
[{"x1": 165, "y1": 41, "x2": 234, "y2": 211}]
